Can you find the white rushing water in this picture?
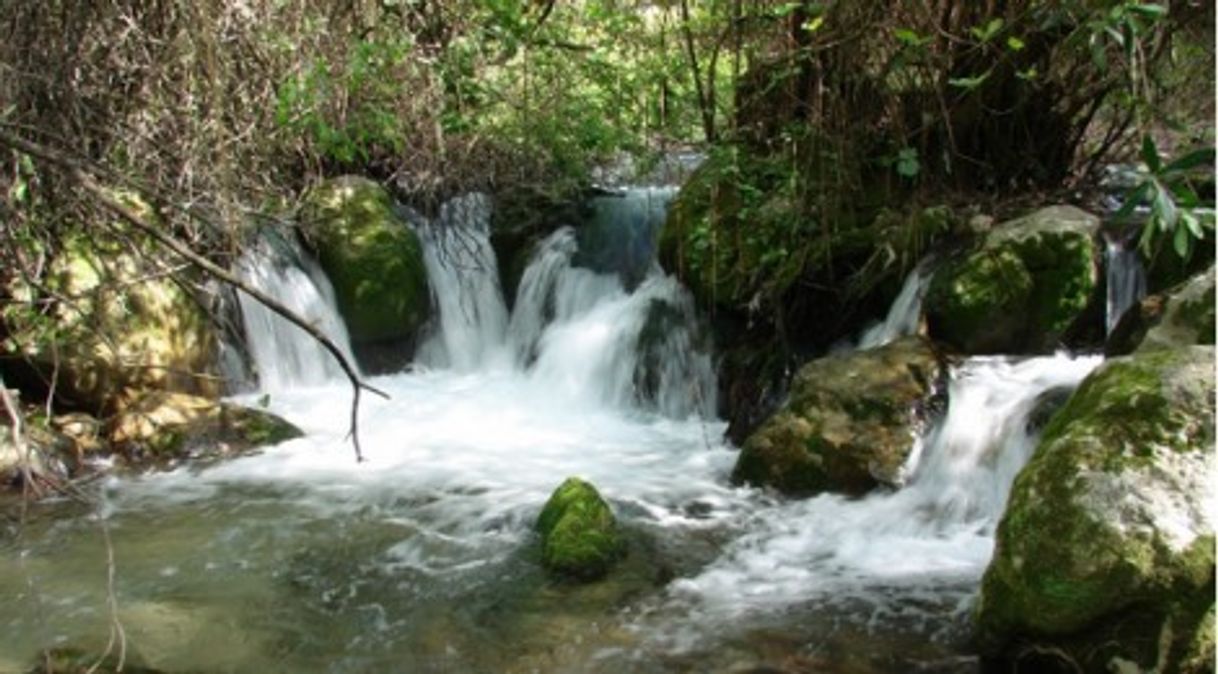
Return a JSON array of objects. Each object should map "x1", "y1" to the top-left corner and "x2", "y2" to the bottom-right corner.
[
  {"x1": 3, "y1": 191, "x2": 1103, "y2": 672},
  {"x1": 653, "y1": 352, "x2": 1101, "y2": 650},
  {"x1": 858, "y1": 262, "x2": 933, "y2": 349},
  {"x1": 236, "y1": 231, "x2": 359, "y2": 391},
  {"x1": 1105, "y1": 236, "x2": 1147, "y2": 334}
]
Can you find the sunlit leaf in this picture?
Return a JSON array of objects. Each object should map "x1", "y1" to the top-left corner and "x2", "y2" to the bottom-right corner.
[
  {"x1": 948, "y1": 71, "x2": 991, "y2": 90},
  {"x1": 1006, "y1": 36, "x2": 1026, "y2": 51}
]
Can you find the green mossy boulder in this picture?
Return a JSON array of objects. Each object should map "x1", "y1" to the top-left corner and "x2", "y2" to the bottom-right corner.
[
  {"x1": 300, "y1": 176, "x2": 431, "y2": 346},
  {"x1": 1, "y1": 224, "x2": 218, "y2": 415},
  {"x1": 1107, "y1": 265, "x2": 1215, "y2": 356},
  {"x1": 536, "y1": 477, "x2": 625, "y2": 581},
  {"x1": 926, "y1": 205, "x2": 1098, "y2": 354},
  {"x1": 108, "y1": 391, "x2": 302, "y2": 464},
  {"x1": 976, "y1": 346, "x2": 1215, "y2": 673},
  {"x1": 732, "y1": 337, "x2": 945, "y2": 496}
]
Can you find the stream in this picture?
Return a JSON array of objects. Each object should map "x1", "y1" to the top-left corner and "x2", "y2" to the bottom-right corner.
[{"x1": 1, "y1": 190, "x2": 1102, "y2": 673}]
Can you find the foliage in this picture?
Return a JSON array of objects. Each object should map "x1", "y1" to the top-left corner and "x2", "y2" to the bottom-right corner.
[{"x1": 1115, "y1": 137, "x2": 1216, "y2": 261}]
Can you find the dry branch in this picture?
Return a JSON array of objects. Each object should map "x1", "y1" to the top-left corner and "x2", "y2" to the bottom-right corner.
[{"x1": 0, "y1": 127, "x2": 387, "y2": 462}]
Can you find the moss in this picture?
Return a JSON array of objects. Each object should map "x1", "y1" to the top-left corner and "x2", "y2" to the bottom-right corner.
[
  {"x1": 926, "y1": 246, "x2": 1033, "y2": 353},
  {"x1": 732, "y1": 337, "x2": 942, "y2": 496},
  {"x1": 1013, "y1": 232, "x2": 1096, "y2": 346},
  {"x1": 302, "y1": 176, "x2": 431, "y2": 344},
  {"x1": 977, "y1": 347, "x2": 1216, "y2": 669},
  {"x1": 536, "y1": 478, "x2": 625, "y2": 581}
]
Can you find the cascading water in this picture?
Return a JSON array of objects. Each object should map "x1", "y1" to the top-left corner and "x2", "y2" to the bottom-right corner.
[
  {"x1": 235, "y1": 231, "x2": 359, "y2": 391},
  {"x1": 1105, "y1": 234, "x2": 1147, "y2": 334},
  {"x1": 576, "y1": 186, "x2": 676, "y2": 289},
  {"x1": 416, "y1": 193, "x2": 511, "y2": 371},
  {"x1": 858, "y1": 262, "x2": 932, "y2": 349},
  {"x1": 648, "y1": 352, "x2": 1101, "y2": 655},
  {"x1": 1, "y1": 189, "x2": 1100, "y2": 673}
]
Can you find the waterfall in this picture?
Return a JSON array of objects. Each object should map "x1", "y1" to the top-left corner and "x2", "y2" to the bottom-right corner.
[
  {"x1": 857, "y1": 262, "x2": 932, "y2": 349},
  {"x1": 577, "y1": 186, "x2": 676, "y2": 288},
  {"x1": 1105, "y1": 236, "x2": 1147, "y2": 334},
  {"x1": 416, "y1": 193, "x2": 510, "y2": 371},
  {"x1": 418, "y1": 194, "x2": 715, "y2": 418},
  {"x1": 235, "y1": 231, "x2": 359, "y2": 391}
]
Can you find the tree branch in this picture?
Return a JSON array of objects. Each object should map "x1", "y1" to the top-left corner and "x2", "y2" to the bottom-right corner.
[{"x1": 0, "y1": 128, "x2": 386, "y2": 462}]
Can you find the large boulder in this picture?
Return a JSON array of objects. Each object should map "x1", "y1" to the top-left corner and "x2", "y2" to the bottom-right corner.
[
  {"x1": 926, "y1": 205, "x2": 1099, "y2": 354},
  {"x1": 108, "y1": 391, "x2": 302, "y2": 464},
  {"x1": 976, "y1": 346, "x2": 1215, "y2": 673},
  {"x1": 1, "y1": 225, "x2": 219, "y2": 415},
  {"x1": 731, "y1": 337, "x2": 945, "y2": 496},
  {"x1": 535, "y1": 477, "x2": 625, "y2": 581},
  {"x1": 1107, "y1": 265, "x2": 1215, "y2": 356},
  {"x1": 300, "y1": 176, "x2": 431, "y2": 349}
]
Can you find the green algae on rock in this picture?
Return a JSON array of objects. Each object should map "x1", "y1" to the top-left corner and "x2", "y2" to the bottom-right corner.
[
  {"x1": 536, "y1": 477, "x2": 626, "y2": 581},
  {"x1": 300, "y1": 176, "x2": 431, "y2": 347},
  {"x1": 926, "y1": 205, "x2": 1098, "y2": 354},
  {"x1": 732, "y1": 337, "x2": 945, "y2": 497},
  {"x1": 976, "y1": 346, "x2": 1216, "y2": 673}
]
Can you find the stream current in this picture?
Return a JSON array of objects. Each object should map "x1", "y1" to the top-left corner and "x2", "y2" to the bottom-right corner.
[{"x1": 1, "y1": 191, "x2": 1101, "y2": 673}]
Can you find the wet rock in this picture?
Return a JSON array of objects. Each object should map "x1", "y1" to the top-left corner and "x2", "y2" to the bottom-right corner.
[
  {"x1": 926, "y1": 205, "x2": 1098, "y2": 354},
  {"x1": 536, "y1": 477, "x2": 625, "y2": 581},
  {"x1": 1107, "y1": 264, "x2": 1215, "y2": 356},
  {"x1": 108, "y1": 391, "x2": 302, "y2": 464},
  {"x1": 300, "y1": 176, "x2": 431, "y2": 352},
  {"x1": 732, "y1": 337, "x2": 945, "y2": 497},
  {"x1": 976, "y1": 346, "x2": 1215, "y2": 673}
]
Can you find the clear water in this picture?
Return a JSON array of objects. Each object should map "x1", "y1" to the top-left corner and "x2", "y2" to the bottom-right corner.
[
  {"x1": 0, "y1": 196, "x2": 1102, "y2": 672},
  {"x1": 1105, "y1": 237, "x2": 1147, "y2": 334}
]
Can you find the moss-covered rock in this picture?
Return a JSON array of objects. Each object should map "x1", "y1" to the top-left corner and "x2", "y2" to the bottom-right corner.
[
  {"x1": 732, "y1": 337, "x2": 945, "y2": 496},
  {"x1": 536, "y1": 477, "x2": 625, "y2": 581},
  {"x1": 1, "y1": 227, "x2": 219, "y2": 415},
  {"x1": 976, "y1": 346, "x2": 1215, "y2": 672},
  {"x1": 300, "y1": 176, "x2": 431, "y2": 346},
  {"x1": 108, "y1": 391, "x2": 302, "y2": 464},
  {"x1": 1107, "y1": 265, "x2": 1215, "y2": 356},
  {"x1": 926, "y1": 205, "x2": 1099, "y2": 354}
]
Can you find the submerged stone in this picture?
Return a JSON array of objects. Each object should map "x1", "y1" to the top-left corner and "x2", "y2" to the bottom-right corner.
[
  {"x1": 300, "y1": 176, "x2": 431, "y2": 347},
  {"x1": 732, "y1": 337, "x2": 944, "y2": 497},
  {"x1": 926, "y1": 205, "x2": 1098, "y2": 354},
  {"x1": 108, "y1": 391, "x2": 302, "y2": 464},
  {"x1": 536, "y1": 477, "x2": 625, "y2": 581},
  {"x1": 976, "y1": 346, "x2": 1215, "y2": 673}
]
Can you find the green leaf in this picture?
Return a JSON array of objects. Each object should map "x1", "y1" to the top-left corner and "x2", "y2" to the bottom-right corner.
[
  {"x1": 1140, "y1": 136, "x2": 1162, "y2": 173},
  {"x1": 948, "y1": 70, "x2": 991, "y2": 90},
  {"x1": 1164, "y1": 147, "x2": 1216, "y2": 173},
  {"x1": 1128, "y1": 3, "x2": 1168, "y2": 19},
  {"x1": 970, "y1": 18, "x2": 1004, "y2": 43},
  {"x1": 1182, "y1": 211, "x2": 1204, "y2": 239},
  {"x1": 1115, "y1": 181, "x2": 1152, "y2": 220},
  {"x1": 1152, "y1": 182, "x2": 1178, "y2": 230},
  {"x1": 894, "y1": 28, "x2": 930, "y2": 47},
  {"x1": 1089, "y1": 34, "x2": 1108, "y2": 72},
  {"x1": 1016, "y1": 67, "x2": 1039, "y2": 81},
  {"x1": 1006, "y1": 36, "x2": 1026, "y2": 51},
  {"x1": 1173, "y1": 219, "x2": 1192, "y2": 258}
]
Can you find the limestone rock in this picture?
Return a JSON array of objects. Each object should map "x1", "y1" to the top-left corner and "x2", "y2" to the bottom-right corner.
[
  {"x1": 1, "y1": 227, "x2": 219, "y2": 414},
  {"x1": 976, "y1": 346, "x2": 1215, "y2": 673},
  {"x1": 300, "y1": 176, "x2": 431, "y2": 346},
  {"x1": 926, "y1": 205, "x2": 1099, "y2": 354},
  {"x1": 732, "y1": 337, "x2": 945, "y2": 496}
]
